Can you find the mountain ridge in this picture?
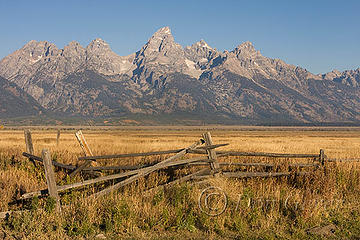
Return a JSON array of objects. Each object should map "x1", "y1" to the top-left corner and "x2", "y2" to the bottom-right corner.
[{"x1": 0, "y1": 26, "x2": 359, "y2": 124}]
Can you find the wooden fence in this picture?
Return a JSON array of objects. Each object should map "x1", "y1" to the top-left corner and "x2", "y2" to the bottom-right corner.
[{"x1": 2, "y1": 129, "x2": 335, "y2": 215}]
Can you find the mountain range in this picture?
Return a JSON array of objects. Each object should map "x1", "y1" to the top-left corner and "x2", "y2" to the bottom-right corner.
[{"x1": 0, "y1": 26, "x2": 359, "y2": 125}]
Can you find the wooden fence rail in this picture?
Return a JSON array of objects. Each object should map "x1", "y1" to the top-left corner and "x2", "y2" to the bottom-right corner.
[
  {"x1": 78, "y1": 149, "x2": 321, "y2": 161},
  {"x1": 23, "y1": 152, "x2": 75, "y2": 170},
  {"x1": 77, "y1": 144, "x2": 229, "y2": 161},
  {"x1": 190, "y1": 162, "x2": 320, "y2": 168},
  {"x1": 327, "y1": 158, "x2": 360, "y2": 162}
]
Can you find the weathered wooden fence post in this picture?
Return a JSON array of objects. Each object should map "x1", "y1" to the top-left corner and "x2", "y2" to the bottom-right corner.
[
  {"x1": 75, "y1": 130, "x2": 93, "y2": 156},
  {"x1": 202, "y1": 132, "x2": 220, "y2": 174},
  {"x1": 69, "y1": 130, "x2": 95, "y2": 178},
  {"x1": 319, "y1": 149, "x2": 326, "y2": 166},
  {"x1": 320, "y1": 149, "x2": 325, "y2": 166},
  {"x1": 42, "y1": 149, "x2": 61, "y2": 212},
  {"x1": 24, "y1": 129, "x2": 34, "y2": 154},
  {"x1": 56, "y1": 130, "x2": 61, "y2": 146},
  {"x1": 24, "y1": 129, "x2": 36, "y2": 166}
]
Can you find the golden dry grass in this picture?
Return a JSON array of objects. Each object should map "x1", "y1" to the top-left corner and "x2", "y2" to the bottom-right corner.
[{"x1": 0, "y1": 127, "x2": 360, "y2": 239}]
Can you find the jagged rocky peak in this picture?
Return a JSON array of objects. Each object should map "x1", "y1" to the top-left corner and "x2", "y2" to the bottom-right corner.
[
  {"x1": 185, "y1": 39, "x2": 214, "y2": 54},
  {"x1": 321, "y1": 69, "x2": 342, "y2": 80},
  {"x1": 132, "y1": 26, "x2": 199, "y2": 82},
  {"x1": 153, "y1": 26, "x2": 172, "y2": 36},
  {"x1": 331, "y1": 68, "x2": 360, "y2": 87},
  {"x1": 62, "y1": 41, "x2": 85, "y2": 56},
  {"x1": 0, "y1": 40, "x2": 60, "y2": 81},
  {"x1": 194, "y1": 39, "x2": 212, "y2": 49},
  {"x1": 22, "y1": 40, "x2": 59, "y2": 59},
  {"x1": 145, "y1": 26, "x2": 175, "y2": 49},
  {"x1": 139, "y1": 26, "x2": 184, "y2": 58},
  {"x1": 87, "y1": 38, "x2": 109, "y2": 47},
  {"x1": 342, "y1": 68, "x2": 360, "y2": 76},
  {"x1": 235, "y1": 41, "x2": 255, "y2": 50},
  {"x1": 86, "y1": 38, "x2": 112, "y2": 53},
  {"x1": 86, "y1": 38, "x2": 135, "y2": 76},
  {"x1": 65, "y1": 40, "x2": 83, "y2": 49},
  {"x1": 59, "y1": 41, "x2": 86, "y2": 73},
  {"x1": 231, "y1": 41, "x2": 261, "y2": 59},
  {"x1": 86, "y1": 38, "x2": 120, "y2": 58},
  {"x1": 184, "y1": 39, "x2": 220, "y2": 69}
]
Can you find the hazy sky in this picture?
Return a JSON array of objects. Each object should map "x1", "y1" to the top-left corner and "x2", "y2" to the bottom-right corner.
[{"x1": 0, "y1": 0, "x2": 359, "y2": 74}]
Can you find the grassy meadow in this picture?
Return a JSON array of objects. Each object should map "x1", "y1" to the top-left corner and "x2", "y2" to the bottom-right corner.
[{"x1": 0, "y1": 127, "x2": 360, "y2": 239}]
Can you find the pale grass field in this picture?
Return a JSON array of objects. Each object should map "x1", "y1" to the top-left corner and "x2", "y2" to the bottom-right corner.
[
  {"x1": 1, "y1": 128, "x2": 359, "y2": 207},
  {"x1": 0, "y1": 127, "x2": 360, "y2": 239},
  {"x1": 1, "y1": 127, "x2": 360, "y2": 159}
]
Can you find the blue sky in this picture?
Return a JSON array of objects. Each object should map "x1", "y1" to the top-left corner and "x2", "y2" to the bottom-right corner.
[{"x1": 0, "y1": 0, "x2": 359, "y2": 74}]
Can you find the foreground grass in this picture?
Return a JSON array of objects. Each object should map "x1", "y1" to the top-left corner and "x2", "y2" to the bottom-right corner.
[{"x1": 0, "y1": 128, "x2": 360, "y2": 239}]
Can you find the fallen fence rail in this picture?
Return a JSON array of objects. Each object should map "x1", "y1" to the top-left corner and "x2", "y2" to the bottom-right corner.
[
  {"x1": 190, "y1": 162, "x2": 320, "y2": 168},
  {"x1": 222, "y1": 171, "x2": 310, "y2": 178},
  {"x1": 327, "y1": 158, "x2": 360, "y2": 162},
  {"x1": 23, "y1": 152, "x2": 76, "y2": 170}
]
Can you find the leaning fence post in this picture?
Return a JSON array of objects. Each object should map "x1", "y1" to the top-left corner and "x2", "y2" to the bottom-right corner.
[
  {"x1": 42, "y1": 149, "x2": 61, "y2": 212},
  {"x1": 75, "y1": 130, "x2": 93, "y2": 156},
  {"x1": 69, "y1": 130, "x2": 96, "y2": 178},
  {"x1": 202, "y1": 132, "x2": 220, "y2": 174}
]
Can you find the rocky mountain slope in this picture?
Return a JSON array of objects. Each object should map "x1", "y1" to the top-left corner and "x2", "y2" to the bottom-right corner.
[
  {"x1": 0, "y1": 27, "x2": 359, "y2": 124},
  {"x1": 0, "y1": 76, "x2": 43, "y2": 118},
  {"x1": 320, "y1": 69, "x2": 360, "y2": 87}
]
